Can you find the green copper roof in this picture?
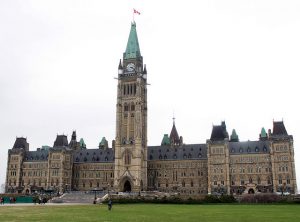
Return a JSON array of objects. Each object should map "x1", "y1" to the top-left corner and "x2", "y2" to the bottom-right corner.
[
  {"x1": 41, "y1": 145, "x2": 50, "y2": 150},
  {"x1": 161, "y1": 134, "x2": 171, "y2": 146},
  {"x1": 230, "y1": 129, "x2": 239, "y2": 142},
  {"x1": 79, "y1": 138, "x2": 86, "y2": 149},
  {"x1": 260, "y1": 127, "x2": 267, "y2": 138},
  {"x1": 124, "y1": 22, "x2": 141, "y2": 59},
  {"x1": 99, "y1": 137, "x2": 108, "y2": 147}
]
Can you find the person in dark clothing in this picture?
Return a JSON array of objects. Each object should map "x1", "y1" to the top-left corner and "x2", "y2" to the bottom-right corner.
[{"x1": 108, "y1": 199, "x2": 112, "y2": 211}]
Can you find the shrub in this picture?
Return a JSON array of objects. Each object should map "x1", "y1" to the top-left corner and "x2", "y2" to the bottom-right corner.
[{"x1": 240, "y1": 193, "x2": 282, "y2": 204}]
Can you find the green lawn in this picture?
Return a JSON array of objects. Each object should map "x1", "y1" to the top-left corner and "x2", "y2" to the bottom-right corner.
[{"x1": 0, "y1": 204, "x2": 299, "y2": 222}]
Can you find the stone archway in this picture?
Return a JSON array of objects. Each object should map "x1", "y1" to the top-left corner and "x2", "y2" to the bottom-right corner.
[
  {"x1": 248, "y1": 188, "x2": 255, "y2": 194},
  {"x1": 123, "y1": 180, "x2": 131, "y2": 192}
]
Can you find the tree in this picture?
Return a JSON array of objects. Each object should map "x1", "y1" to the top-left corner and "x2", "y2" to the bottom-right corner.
[{"x1": 0, "y1": 184, "x2": 5, "y2": 193}]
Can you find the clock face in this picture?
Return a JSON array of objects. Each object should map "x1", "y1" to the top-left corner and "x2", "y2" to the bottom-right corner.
[{"x1": 126, "y1": 63, "x2": 135, "y2": 72}]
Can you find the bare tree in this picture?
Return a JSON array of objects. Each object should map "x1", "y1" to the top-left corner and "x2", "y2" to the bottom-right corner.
[{"x1": 0, "y1": 184, "x2": 5, "y2": 193}]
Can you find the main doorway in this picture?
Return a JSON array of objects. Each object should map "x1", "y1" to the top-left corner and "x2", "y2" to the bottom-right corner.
[
  {"x1": 123, "y1": 180, "x2": 131, "y2": 192},
  {"x1": 248, "y1": 188, "x2": 255, "y2": 194}
]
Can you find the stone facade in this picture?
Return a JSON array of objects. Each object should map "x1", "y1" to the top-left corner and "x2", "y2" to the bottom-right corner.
[{"x1": 5, "y1": 22, "x2": 297, "y2": 195}]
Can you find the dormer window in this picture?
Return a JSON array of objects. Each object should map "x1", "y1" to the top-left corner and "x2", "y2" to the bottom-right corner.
[{"x1": 263, "y1": 146, "x2": 267, "y2": 152}]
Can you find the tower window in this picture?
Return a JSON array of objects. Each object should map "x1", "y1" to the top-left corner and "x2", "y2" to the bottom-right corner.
[
  {"x1": 124, "y1": 150, "x2": 131, "y2": 165},
  {"x1": 124, "y1": 105, "x2": 129, "y2": 112},
  {"x1": 131, "y1": 104, "x2": 135, "y2": 111}
]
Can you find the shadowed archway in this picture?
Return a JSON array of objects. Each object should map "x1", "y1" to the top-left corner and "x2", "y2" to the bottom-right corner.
[
  {"x1": 123, "y1": 180, "x2": 131, "y2": 192},
  {"x1": 248, "y1": 188, "x2": 255, "y2": 194}
]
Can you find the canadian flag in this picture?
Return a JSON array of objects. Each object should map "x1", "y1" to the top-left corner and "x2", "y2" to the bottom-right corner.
[{"x1": 133, "y1": 9, "x2": 141, "y2": 15}]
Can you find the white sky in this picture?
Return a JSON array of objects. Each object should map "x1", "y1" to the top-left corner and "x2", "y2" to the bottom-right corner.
[{"x1": 1, "y1": 0, "x2": 300, "y2": 191}]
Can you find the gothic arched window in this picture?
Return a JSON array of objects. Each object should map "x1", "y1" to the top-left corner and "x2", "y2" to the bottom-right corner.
[{"x1": 124, "y1": 150, "x2": 131, "y2": 165}]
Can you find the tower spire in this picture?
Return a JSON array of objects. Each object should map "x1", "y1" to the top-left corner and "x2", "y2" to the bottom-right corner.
[{"x1": 124, "y1": 22, "x2": 141, "y2": 59}]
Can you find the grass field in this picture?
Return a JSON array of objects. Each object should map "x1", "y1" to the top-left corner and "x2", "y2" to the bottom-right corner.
[{"x1": 0, "y1": 204, "x2": 300, "y2": 222}]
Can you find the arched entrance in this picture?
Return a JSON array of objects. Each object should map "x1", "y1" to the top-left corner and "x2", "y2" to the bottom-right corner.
[
  {"x1": 123, "y1": 180, "x2": 131, "y2": 192},
  {"x1": 248, "y1": 188, "x2": 255, "y2": 194}
]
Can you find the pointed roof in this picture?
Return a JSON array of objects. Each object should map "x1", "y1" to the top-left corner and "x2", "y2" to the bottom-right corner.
[
  {"x1": 272, "y1": 121, "x2": 288, "y2": 136},
  {"x1": 260, "y1": 127, "x2": 267, "y2": 138},
  {"x1": 53, "y1": 135, "x2": 68, "y2": 147},
  {"x1": 230, "y1": 129, "x2": 239, "y2": 142},
  {"x1": 170, "y1": 120, "x2": 180, "y2": 145},
  {"x1": 161, "y1": 134, "x2": 171, "y2": 146},
  {"x1": 99, "y1": 137, "x2": 108, "y2": 149},
  {"x1": 143, "y1": 64, "x2": 147, "y2": 74},
  {"x1": 13, "y1": 137, "x2": 29, "y2": 150},
  {"x1": 71, "y1": 131, "x2": 76, "y2": 140},
  {"x1": 124, "y1": 22, "x2": 141, "y2": 59},
  {"x1": 118, "y1": 59, "x2": 123, "y2": 69},
  {"x1": 79, "y1": 138, "x2": 86, "y2": 149}
]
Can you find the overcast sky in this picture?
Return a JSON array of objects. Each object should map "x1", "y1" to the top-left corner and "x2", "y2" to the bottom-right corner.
[{"x1": 1, "y1": 0, "x2": 300, "y2": 191}]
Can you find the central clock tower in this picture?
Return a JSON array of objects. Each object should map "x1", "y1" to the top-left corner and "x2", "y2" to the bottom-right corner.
[{"x1": 114, "y1": 22, "x2": 148, "y2": 192}]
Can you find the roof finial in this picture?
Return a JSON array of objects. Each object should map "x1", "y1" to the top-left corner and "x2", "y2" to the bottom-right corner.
[{"x1": 172, "y1": 111, "x2": 175, "y2": 125}]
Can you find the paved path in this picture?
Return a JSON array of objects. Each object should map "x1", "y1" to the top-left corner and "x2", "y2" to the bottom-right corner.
[{"x1": 0, "y1": 202, "x2": 94, "y2": 207}]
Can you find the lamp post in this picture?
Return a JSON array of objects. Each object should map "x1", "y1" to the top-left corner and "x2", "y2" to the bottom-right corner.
[{"x1": 93, "y1": 188, "x2": 97, "y2": 204}]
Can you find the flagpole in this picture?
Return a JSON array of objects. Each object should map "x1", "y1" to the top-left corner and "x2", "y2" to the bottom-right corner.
[{"x1": 133, "y1": 9, "x2": 135, "y2": 22}]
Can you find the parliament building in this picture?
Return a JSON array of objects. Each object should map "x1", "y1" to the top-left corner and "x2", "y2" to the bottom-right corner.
[{"x1": 5, "y1": 22, "x2": 297, "y2": 196}]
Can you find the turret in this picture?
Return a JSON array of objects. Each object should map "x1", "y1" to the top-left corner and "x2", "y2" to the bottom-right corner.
[
  {"x1": 169, "y1": 118, "x2": 182, "y2": 146},
  {"x1": 79, "y1": 138, "x2": 86, "y2": 149},
  {"x1": 210, "y1": 121, "x2": 229, "y2": 141},
  {"x1": 99, "y1": 137, "x2": 108, "y2": 149},
  {"x1": 230, "y1": 129, "x2": 239, "y2": 142},
  {"x1": 69, "y1": 131, "x2": 80, "y2": 150},
  {"x1": 118, "y1": 59, "x2": 123, "y2": 75},
  {"x1": 259, "y1": 127, "x2": 268, "y2": 140},
  {"x1": 53, "y1": 135, "x2": 68, "y2": 147},
  {"x1": 12, "y1": 137, "x2": 29, "y2": 151}
]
